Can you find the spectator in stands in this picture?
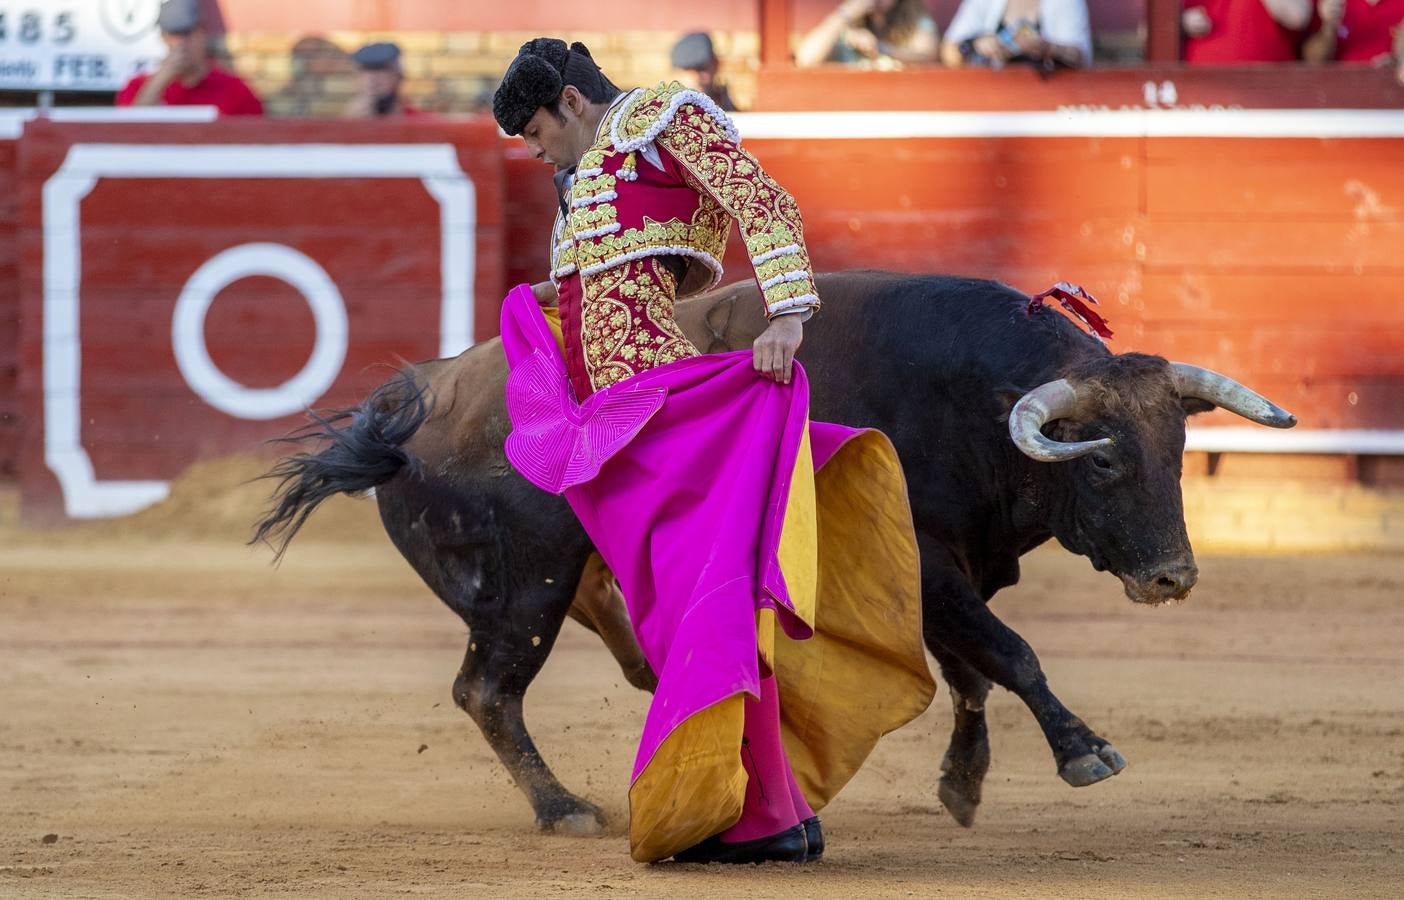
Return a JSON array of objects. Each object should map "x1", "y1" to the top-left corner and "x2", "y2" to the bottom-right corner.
[
  {"x1": 1181, "y1": 0, "x2": 1313, "y2": 63},
  {"x1": 670, "y1": 32, "x2": 740, "y2": 111},
  {"x1": 116, "y1": 0, "x2": 263, "y2": 116},
  {"x1": 795, "y1": 0, "x2": 941, "y2": 67},
  {"x1": 344, "y1": 41, "x2": 424, "y2": 117},
  {"x1": 940, "y1": 0, "x2": 1092, "y2": 69},
  {"x1": 1302, "y1": 0, "x2": 1404, "y2": 79}
]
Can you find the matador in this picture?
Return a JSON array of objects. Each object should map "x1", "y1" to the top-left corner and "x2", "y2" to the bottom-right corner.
[{"x1": 493, "y1": 38, "x2": 933, "y2": 865}]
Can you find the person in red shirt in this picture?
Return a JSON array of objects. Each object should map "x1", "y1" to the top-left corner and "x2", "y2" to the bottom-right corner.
[
  {"x1": 1181, "y1": 0, "x2": 1313, "y2": 62},
  {"x1": 343, "y1": 42, "x2": 425, "y2": 118},
  {"x1": 1303, "y1": 0, "x2": 1404, "y2": 80},
  {"x1": 116, "y1": 0, "x2": 263, "y2": 116}
]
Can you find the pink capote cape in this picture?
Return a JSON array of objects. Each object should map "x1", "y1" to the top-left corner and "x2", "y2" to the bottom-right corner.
[{"x1": 499, "y1": 284, "x2": 933, "y2": 861}]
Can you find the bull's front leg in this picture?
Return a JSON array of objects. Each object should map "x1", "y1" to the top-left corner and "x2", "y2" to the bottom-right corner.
[{"x1": 922, "y1": 565, "x2": 1127, "y2": 791}]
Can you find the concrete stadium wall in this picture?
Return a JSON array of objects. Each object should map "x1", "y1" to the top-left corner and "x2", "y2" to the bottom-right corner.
[
  {"x1": 214, "y1": 0, "x2": 1146, "y2": 33},
  {"x1": 223, "y1": 29, "x2": 763, "y2": 118},
  {"x1": 209, "y1": 0, "x2": 1148, "y2": 118}
]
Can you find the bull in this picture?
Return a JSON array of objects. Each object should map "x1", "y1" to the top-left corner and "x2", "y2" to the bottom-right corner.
[{"x1": 255, "y1": 271, "x2": 1294, "y2": 833}]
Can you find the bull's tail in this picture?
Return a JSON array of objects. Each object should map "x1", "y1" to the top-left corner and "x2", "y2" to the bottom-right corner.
[{"x1": 251, "y1": 368, "x2": 430, "y2": 560}]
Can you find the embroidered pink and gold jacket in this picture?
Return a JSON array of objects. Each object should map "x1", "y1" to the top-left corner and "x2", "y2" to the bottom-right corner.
[{"x1": 550, "y1": 82, "x2": 821, "y2": 321}]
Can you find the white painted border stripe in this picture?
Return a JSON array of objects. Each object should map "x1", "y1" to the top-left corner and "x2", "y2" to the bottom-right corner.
[
  {"x1": 7, "y1": 107, "x2": 1400, "y2": 143},
  {"x1": 1185, "y1": 428, "x2": 1404, "y2": 455},
  {"x1": 58, "y1": 143, "x2": 470, "y2": 178},
  {"x1": 0, "y1": 106, "x2": 219, "y2": 139},
  {"x1": 43, "y1": 142, "x2": 475, "y2": 518},
  {"x1": 732, "y1": 109, "x2": 1404, "y2": 140}
]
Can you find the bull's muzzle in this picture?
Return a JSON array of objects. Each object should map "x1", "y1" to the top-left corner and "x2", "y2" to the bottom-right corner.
[{"x1": 1120, "y1": 560, "x2": 1199, "y2": 604}]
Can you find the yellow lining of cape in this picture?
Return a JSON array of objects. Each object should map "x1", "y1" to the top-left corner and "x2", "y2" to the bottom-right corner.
[
  {"x1": 628, "y1": 693, "x2": 747, "y2": 862},
  {"x1": 542, "y1": 304, "x2": 565, "y2": 349},
  {"x1": 775, "y1": 429, "x2": 934, "y2": 810},
  {"x1": 627, "y1": 426, "x2": 933, "y2": 862}
]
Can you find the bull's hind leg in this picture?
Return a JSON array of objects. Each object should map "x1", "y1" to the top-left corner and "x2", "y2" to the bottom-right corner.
[
  {"x1": 451, "y1": 602, "x2": 606, "y2": 835},
  {"x1": 377, "y1": 481, "x2": 604, "y2": 834},
  {"x1": 924, "y1": 640, "x2": 991, "y2": 827}
]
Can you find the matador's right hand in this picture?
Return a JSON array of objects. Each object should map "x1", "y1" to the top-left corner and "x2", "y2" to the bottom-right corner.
[{"x1": 753, "y1": 315, "x2": 803, "y2": 386}]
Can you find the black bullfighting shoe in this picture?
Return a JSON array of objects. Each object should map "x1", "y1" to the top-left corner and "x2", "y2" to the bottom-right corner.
[
  {"x1": 802, "y1": 816, "x2": 824, "y2": 862},
  {"x1": 673, "y1": 823, "x2": 808, "y2": 864}
]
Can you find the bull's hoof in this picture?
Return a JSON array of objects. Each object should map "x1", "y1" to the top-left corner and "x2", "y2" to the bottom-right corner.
[
  {"x1": 1058, "y1": 744, "x2": 1127, "y2": 787},
  {"x1": 537, "y1": 798, "x2": 606, "y2": 836},
  {"x1": 938, "y1": 739, "x2": 989, "y2": 828},
  {"x1": 549, "y1": 811, "x2": 605, "y2": 837},
  {"x1": 937, "y1": 776, "x2": 980, "y2": 828}
]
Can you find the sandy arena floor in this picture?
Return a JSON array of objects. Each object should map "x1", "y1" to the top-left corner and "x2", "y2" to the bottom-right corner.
[{"x1": 2, "y1": 461, "x2": 1402, "y2": 898}]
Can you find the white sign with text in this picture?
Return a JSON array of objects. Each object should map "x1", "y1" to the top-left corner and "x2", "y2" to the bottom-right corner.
[{"x1": 0, "y1": 0, "x2": 164, "y2": 91}]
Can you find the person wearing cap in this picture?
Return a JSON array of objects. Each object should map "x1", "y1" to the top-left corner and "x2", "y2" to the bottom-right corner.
[
  {"x1": 116, "y1": 0, "x2": 263, "y2": 116},
  {"x1": 344, "y1": 41, "x2": 424, "y2": 118},
  {"x1": 492, "y1": 39, "x2": 931, "y2": 867},
  {"x1": 669, "y1": 32, "x2": 740, "y2": 111}
]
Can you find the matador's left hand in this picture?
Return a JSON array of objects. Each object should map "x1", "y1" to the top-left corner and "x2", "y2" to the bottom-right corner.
[{"x1": 753, "y1": 315, "x2": 804, "y2": 385}]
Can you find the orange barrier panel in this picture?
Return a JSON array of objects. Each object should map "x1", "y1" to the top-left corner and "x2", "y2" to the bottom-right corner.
[
  {"x1": 497, "y1": 118, "x2": 1404, "y2": 438},
  {"x1": 16, "y1": 118, "x2": 504, "y2": 522},
  {"x1": 4, "y1": 111, "x2": 1402, "y2": 520}
]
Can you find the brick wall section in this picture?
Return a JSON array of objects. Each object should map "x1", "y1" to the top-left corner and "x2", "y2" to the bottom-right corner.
[
  {"x1": 1182, "y1": 478, "x2": 1404, "y2": 554},
  {"x1": 223, "y1": 30, "x2": 761, "y2": 118},
  {"x1": 221, "y1": 27, "x2": 1146, "y2": 118}
]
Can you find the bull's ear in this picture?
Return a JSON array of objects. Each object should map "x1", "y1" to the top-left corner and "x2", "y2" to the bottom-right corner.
[
  {"x1": 1181, "y1": 397, "x2": 1216, "y2": 417},
  {"x1": 992, "y1": 385, "x2": 1024, "y2": 424}
]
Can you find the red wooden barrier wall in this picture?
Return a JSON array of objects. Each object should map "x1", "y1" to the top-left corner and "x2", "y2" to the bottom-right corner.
[
  {"x1": 0, "y1": 137, "x2": 17, "y2": 480},
  {"x1": 2, "y1": 107, "x2": 1401, "y2": 520},
  {"x1": 15, "y1": 118, "x2": 504, "y2": 521}
]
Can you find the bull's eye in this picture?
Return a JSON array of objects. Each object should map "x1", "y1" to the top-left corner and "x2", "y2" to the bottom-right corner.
[{"x1": 1090, "y1": 453, "x2": 1114, "y2": 471}]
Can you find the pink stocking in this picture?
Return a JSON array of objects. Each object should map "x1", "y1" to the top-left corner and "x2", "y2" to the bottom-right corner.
[
  {"x1": 720, "y1": 674, "x2": 803, "y2": 843},
  {"x1": 786, "y1": 762, "x2": 816, "y2": 822}
]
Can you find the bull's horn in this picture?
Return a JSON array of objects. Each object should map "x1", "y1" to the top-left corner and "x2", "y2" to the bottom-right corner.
[
  {"x1": 1170, "y1": 363, "x2": 1297, "y2": 428},
  {"x1": 1009, "y1": 379, "x2": 1114, "y2": 462}
]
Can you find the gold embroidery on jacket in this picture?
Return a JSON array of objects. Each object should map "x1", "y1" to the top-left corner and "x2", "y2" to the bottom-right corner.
[
  {"x1": 653, "y1": 103, "x2": 821, "y2": 316},
  {"x1": 562, "y1": 89, "x2": 731, "y2": 293},
  {"x1": 559, "y1": 82, "x2": 822, "y2": 392},
  {"x1": 581, "y1": 258, "x2": 697, "y2": 391}
]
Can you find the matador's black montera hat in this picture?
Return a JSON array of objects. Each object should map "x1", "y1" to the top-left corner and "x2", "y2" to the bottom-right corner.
[{"x1": 493, "y1": 38, "x2": 604, "y2": 136}]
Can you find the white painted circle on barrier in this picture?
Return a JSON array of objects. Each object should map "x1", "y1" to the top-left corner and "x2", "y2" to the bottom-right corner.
[{"x1": 172, "y1": 243, "x2": 348, "y2": 420}]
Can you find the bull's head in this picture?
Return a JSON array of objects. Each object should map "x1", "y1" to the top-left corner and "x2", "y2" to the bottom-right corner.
[{"x1": 1007, "y1": 355, "x2": 1296, "y2": 604}]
